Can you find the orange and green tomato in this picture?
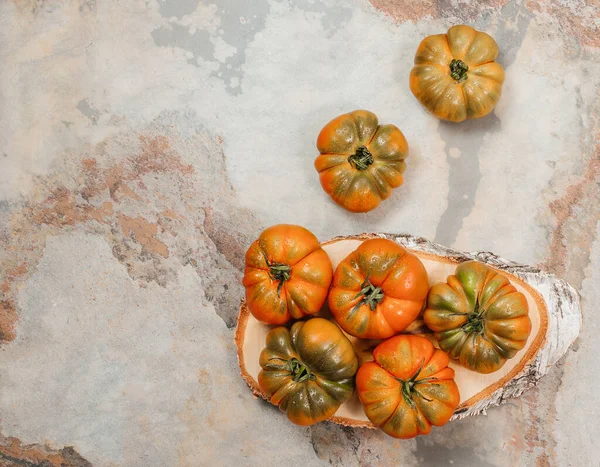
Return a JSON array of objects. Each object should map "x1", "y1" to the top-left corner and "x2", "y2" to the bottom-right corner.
[
  {"x1": 259, "y1": 318, "x2": 358, "y2": 425},
  {"x1": 243, "y1": 224, "x2": 333, "y2": 325},
  {"x1": 315, "y1": 110, "x2": 408, "y2": 213},
  {"x1": 423, "y1": 261, "x2": 532, "y2": 374},
  {"x1": 328, "y1": 238, "x2": 429, "y2": 339},
  {"x1": 356, "y1": 334, "x2": 460, "y2": 438},
  {"x1": 410, "y1": 25, "x2": 505, "y2": 122}
]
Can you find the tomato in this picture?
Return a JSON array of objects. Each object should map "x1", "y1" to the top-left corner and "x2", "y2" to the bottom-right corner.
[
  {"x1": 315, "y1": 110, "x2": 408, "y2": 213},
  {"x1": 243, "y1": 224, "x2": 333, "y2": 325},
  {"x1": 423, "y1": 261, "x2": 532, "y2": 374},
  {"x1": 357, "y1": 335, "x2": 460, "y2": 438},
  {"x1": 328, "y1": 238, "x2": 429, "y2": 339},
  {"x1": 410, "y1": 25, "x2": 505, "y2": 122},
  {"x1": 258, "y1": 317, "x2": 358, "y2": 425}
]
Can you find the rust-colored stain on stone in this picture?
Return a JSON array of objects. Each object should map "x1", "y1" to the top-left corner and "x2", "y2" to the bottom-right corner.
[
  {"x1": 0, "y1": 435, "x2": 91, "y2": 467},
  {"x1": 369, "y1": 0, "x2": 598, "y2": 50},
  {"x1": 543, "y1": 139, "x2": 600, "y2": 279},
  {"x1": 161, "y1": 208, "x2": 182, "y2": 220},
  {"x1": 0, "y1": 125, "x2": 260, "y2": 343},
  {"x1": 0, "y1": 300, "x2": 18, "y2": 342},
  {"x1": 0, "y1": 264, "x2": 28, "y2": 342},
  {"x1": 520, "y1": 335, "x2": 577, "y2": 467},
  {"x1": 35, "y1": 188, "x2": 114, "y2": 226},
  {"x1": 368, "y1": 0, "x2": 509, "y2": 23},
  {"x1": 528, "y1": 0, "x2": 600, "y2": 48},
  {"x1": 203, "y1": 207, "x2": 251, "y2": 271},
  {"x1": 0, "y1": 135, "x2": 190, "y2": 342},
  {"x1": 368, "y1": 0, "x2": 435, "y2": 22},
  {"x1": 116, "y1": 183, "x2": 143, "y2": 201},
  {"x1": 80, "y1": 135, "x2": 194, "y2": 202},
  {"x1": 137, "y1": 135, "x2": 194, "y2": 175},
  {"x1": 119, "y1": 214, "x2": 170, "y2": 258}
]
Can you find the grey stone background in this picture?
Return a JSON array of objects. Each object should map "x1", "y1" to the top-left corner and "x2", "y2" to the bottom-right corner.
[{"x1": 0, "y1": 0, "x2": 598, "y2": 465}]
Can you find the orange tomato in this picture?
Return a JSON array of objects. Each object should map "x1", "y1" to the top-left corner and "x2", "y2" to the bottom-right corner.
[
  {"x1": 424, "y1": 261, "x2": 532, "y2": 373},
  {"x1": 410, "y1": 25, "x2": 505, "y2": 122},
  {"x1": 315, "y1": 110, "x2": 408, "y2": 213},
  {"x1": 356, "y1": 335, "x2": 460, "y2": 439},
  {"x1": 328, "y1": 238, "x2": 429, "y2": 339},
  {"x1": 243, "y1": 224, "x2": 333, "y2": 324}
]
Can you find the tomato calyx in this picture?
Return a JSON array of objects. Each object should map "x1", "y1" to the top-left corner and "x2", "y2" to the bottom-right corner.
[
  {"x1": 263, "y1": 253, "x2": 292, "y2": 297},
  {"x1": 462, "y1": 299, "x2": 485, "y2": 335},
  {"x1": 348, "y1": 146, "x2": 374, "y2": 170},
  {"x1": 349, "y1": 277, "x2": 384, "y2": 316},
  {"x1": 449, "y1": 59, "x2": 468, "y2": 83},
  {"x1": 287, "y1": 357, "x2": 317, "y2": 382},
  {"x1": 269, "y1": 357, "x2": 316, "y2": 383},
  {"x1": 396, "y1": 362, "x2": 435, "y2": 410}
]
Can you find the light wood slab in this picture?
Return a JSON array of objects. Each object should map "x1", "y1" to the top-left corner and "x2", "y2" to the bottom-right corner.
[{"x1": 235, "y1": 233, "x2": 581, "y2": 427}]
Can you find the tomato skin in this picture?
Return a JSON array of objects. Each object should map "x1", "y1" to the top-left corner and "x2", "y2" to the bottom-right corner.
[
  {"x1": 243, "y1": 224, "x2": 333, "y2": 325},
  {"x1": 356, "y1": 335, "x2": 460, "y2": 439},
  {"x1": 328, "y1": 238, "x2": 429, "y2": 339},
  {"x1": 410, "y1": 25, "x2": 505, "y2": 122},
  {"x1": 315, "y1": 110, "x2": 408, "y2": 213},
  {"x1": 258, "y1": 318, "x2": 358, "y2": 426},
  {"x1": 423, "y1": 261, "x2": 532, "y2": 374}
]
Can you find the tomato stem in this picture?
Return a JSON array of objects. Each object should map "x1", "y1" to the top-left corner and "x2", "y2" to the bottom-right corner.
[
  {"x1": 347, "y1": 146, "x2": 374, "y2": 170},
  {"x1": 449, "y1": 59, "x2": 468, "y2": 83},
  {"x1": 396, "y1": 361, "x2": 435, "y2": 409},
  {"x1": 263, "y1": 253, "x2": 292, "y2": 297},
  {"x1": 462, "y1": 299, "x2": 485, "y2": 335},
  {"x1": 349, "y1": 277, "x2": 384, "y2": 316},
  {"x1": 286, "y1": 357, "x2": 316, "y2": 383}
]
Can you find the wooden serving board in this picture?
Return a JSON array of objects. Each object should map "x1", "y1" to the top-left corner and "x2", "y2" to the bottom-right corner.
[{"x1": 235, "y1": 233, "x2": 582, "y2": 427}]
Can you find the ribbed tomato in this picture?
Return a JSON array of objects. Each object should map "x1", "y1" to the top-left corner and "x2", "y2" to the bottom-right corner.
[
  {"x1": 423, "y1": 261, "x2": 532, "y2": 373},
  {"x1": 259, "y1": 318, "x2": 358, "y2": 425},
  {"x1": 315, "y1": 110, "x2": 408, "y2": 213},
  {"x1": 328, "y1": 238, "x2": 429, "y2": 339},
  {"x1": 410, "y1": 25, "x2": 505, "y2": 122},
  {"x1": 243, "y1": 224, "x2": 333, "y2": 324},
  {"x1": 357, "y1": 335, "x2": 460, "y2": 438}
]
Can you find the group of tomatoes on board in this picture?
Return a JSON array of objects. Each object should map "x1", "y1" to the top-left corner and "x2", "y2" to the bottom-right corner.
[
  {"x1": 240, "y1": 26, "x2": 527, "y2": 439},
  {"x1": 243, "y1": 225, "x2": 531, "y2": 438}
]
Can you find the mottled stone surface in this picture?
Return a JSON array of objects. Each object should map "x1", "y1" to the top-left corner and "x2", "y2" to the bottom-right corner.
[{"x1": 0, "y1": 0, "x2": 598, "y2": 465}]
